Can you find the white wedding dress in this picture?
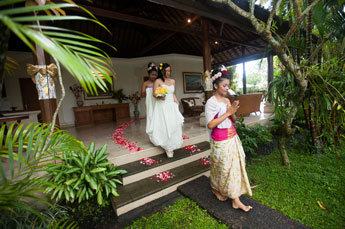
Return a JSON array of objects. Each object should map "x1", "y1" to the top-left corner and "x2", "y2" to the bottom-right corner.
[
  {"x1": 145, "y1": 85, "x2": 156, "y2": 134},
  {"x1": 149, "y1": 84, "x2": 184, "y2": 152}
]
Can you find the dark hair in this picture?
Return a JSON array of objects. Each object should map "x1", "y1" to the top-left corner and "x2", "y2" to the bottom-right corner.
[
  {"x1": 212, "y1": 65, "x2": 229, "y2": 90},
  {"x1": 157, "y1": 63, "x2": 170, "y2": 82},
  {"x1": 147, "y1": 62, "x2": 158, "y2": 74}
]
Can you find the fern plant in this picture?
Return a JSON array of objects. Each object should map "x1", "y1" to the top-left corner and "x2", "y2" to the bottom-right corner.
[{"x1": 235, "y1": 116, "x2": 273, "y2": 155}]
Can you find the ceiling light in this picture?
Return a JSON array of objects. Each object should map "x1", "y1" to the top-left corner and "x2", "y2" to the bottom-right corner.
[{"x1": 187, "y1": 18, "x2": 191, "y2": 23}]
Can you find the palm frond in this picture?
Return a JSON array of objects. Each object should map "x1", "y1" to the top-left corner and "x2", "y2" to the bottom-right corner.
[{"x1": 0, "y1": 1, "x2": 116, "y2": 94}]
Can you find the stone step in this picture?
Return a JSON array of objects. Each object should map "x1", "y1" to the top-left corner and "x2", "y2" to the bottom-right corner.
[
  {"x1": 112, "y1": 159, "x2": 210, "y2": 216},
  {"x1": 109, "y1": 133, "x2": 208, "y2": 166},
  {"x1": 118, "y1": 141, "x2": 210, "y2": 185}
]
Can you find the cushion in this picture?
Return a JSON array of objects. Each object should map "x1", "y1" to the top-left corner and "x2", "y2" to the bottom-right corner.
[
  {"x1": 195, "y1": 98, "x2": 203, "y2": 106},
  {"x1": 186, "y1": 100, "x2": 194, "y2": 107}
]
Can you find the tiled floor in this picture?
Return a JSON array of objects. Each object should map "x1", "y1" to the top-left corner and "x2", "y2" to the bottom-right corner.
[
  {"x1": 63, "y1": 116, "x2": 207, "y2": 159},
  {"x1": 63, "y1": 112, "x2": 274, "y2": 160}
]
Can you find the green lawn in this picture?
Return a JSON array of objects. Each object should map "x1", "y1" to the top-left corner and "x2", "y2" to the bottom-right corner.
[
  {"x1": 127, "y1": 198, "x2": 227, "y2": 229},
  {"x1": 247, "y1": 147, "x2": 345, "y2": 228},
  {"x1": 127, "y1": 144, "x2": 344, "y2": 228}
]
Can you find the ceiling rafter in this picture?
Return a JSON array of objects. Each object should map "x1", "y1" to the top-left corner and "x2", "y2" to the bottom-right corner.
[{"x1": 67, "y1": 5, "x2": 264, "y2": 49}]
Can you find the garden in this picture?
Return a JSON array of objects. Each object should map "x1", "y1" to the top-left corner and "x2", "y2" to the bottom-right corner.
[{"x1": 0, "y1": 0, "x2": 344, "y2": 228}]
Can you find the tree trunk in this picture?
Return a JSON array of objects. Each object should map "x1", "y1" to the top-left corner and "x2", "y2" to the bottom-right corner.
[
  {"x1": 306, "y1": 0, "x2": 322, "y2": 152},
  {"x1": 0, "y1": 23, "x2": 10, "y2": 96},
  {"x1": 278, "y1": 135, "x2": 290, "y2": 167}
]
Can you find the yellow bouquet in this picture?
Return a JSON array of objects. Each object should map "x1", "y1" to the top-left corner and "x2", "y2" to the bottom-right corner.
[{"x1": 155, "y1": 86, "x2": 168, "y2": 97}]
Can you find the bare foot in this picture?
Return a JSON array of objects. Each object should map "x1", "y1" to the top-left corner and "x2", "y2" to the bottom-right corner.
[
  {"x1": 232, "y1": 199, "x2": 252, "y2": 212},
  {"x1": 212, "y1": 189, "x2": 228, "y2": 201}
]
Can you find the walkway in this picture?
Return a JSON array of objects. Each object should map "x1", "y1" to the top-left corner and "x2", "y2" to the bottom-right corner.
[{"x1": 178, "y1": 176, "x2": 308, "y2": 229}]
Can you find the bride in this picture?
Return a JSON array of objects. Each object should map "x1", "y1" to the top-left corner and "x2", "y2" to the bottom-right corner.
[{"x1": 148, "y1": 63, "x2": 184, "y2": 158}]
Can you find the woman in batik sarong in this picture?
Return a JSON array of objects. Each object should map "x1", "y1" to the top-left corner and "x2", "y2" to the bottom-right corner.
[{"x1": 205, "y1": 65, "x2": 252, "y2": 212}]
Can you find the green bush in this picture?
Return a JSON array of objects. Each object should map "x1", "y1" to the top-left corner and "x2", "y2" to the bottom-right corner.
[
  {"x1": 46, "y1": 142, "x2": 127, "y2": 206},
  {"x1": 0, "y1": 203, "x2": 77, "y2": 229},
  {"x1": 235, "y1": 117, "x2": 273, "y2": 155}
]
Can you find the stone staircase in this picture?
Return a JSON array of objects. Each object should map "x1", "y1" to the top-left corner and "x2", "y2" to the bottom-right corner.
[{"x1": 110, "y1": 134, "x2": 210, "y2": 216}]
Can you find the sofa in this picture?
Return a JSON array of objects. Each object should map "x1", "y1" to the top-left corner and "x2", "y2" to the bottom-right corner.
[
  {"x1": 181, "y1": 97, "x2": 205, "y2": 117},
  {"x1": 226, "y1": 93, "x2": 263, "y2": 116}
]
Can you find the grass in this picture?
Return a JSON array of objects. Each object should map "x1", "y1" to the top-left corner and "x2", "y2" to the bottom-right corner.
[
  {"x1": 246, "y1": 145, "x2": 345, "y2": 228},
  {"x1": 127, "y1": 198, "x2": 227, "y2": 229}
]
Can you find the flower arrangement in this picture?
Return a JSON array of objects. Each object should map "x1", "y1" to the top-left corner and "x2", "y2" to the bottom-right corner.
[
  {"x1": 69, "y1": 84, "x2": 83, "y2": 99},
  {"x1": 155, "y1": 86, "x2": 168, "y2": 97},
  {"x1": 69, "y1": 84, "x2": 84, "y2": 106},
  {"x1": 128, "y1": 91, "x2": 141, "y2": 105},
  {"x1": 112, "y1": 89, "x2": 128, "y2": 103}
]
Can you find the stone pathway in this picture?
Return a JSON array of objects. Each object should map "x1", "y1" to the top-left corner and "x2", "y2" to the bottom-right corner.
[{"x1": 178, "y1": 176, "x2": 308, "y2": 229}]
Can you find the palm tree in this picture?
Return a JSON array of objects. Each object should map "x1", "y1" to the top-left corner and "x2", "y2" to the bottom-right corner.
[{"x1": 0, "y1": 0, "x2": 118, "y2": 223}]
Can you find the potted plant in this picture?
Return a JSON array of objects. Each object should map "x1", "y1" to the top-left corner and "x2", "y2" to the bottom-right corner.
[
  {"x1": 112, "y1": 89, "x2": 128, "y2": 103},
  {"x1": 128, "y1": 91, "x2": 141, "y2": 119},
  {"x1": 69, "y1": 84, "x2": 84, "y2": 107}
]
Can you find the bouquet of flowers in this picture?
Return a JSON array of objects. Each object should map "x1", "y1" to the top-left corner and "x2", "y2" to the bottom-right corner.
[
  {"x1": 155, "y1": 86, "x2": 168, "y2": 97},
  {"x1": 128, "y1": 91, "x2": 141, "y2": 105}
]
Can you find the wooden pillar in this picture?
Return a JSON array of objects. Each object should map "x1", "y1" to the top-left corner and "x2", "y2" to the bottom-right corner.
[
  {"x1": 242, "y1": 46, "x2": 247, "y2": 94},
  {"x1": 201, "y1": 18, "x2": 212, "y2": 101},
  {"x1": 32, "y1": 46, "x2": 59, "y2": 126},
  {"x1": 267, "y1": 53, "x2": 274, "y2": 95}
]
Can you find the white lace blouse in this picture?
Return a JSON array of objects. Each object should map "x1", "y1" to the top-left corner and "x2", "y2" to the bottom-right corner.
[{"x1": 205, "y1": 96, "x2": 232, "y2": 140}]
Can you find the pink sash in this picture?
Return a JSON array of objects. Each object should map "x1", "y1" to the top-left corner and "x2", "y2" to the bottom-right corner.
[{"x1": 211, "y1": 114, "x2": 237, "y2": 141}]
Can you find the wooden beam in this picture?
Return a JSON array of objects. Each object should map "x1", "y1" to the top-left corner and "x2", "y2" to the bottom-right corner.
[
  {"x1": 138, "y1": 15, "x2": 199, "y2": 56},
  {"x1": 147, "y1": 0, "x2": 256, "y2": 33},
  {"x1": 138, "y1": 32, "x2": 175, "y2": 56},
  {"x1": 267, "y1": 52, "x2": 274, "y2": 98},
  {"x1": 69, "y1": 5, "x2": 263, "y2": 49},
  {"x1": 219, "y1": 22, "x2": 224, "y2": 36},
  {"x1": 202, "y1": 18, "x2": 211, "y2": 73},
  {"x1": 214, "y1": 52, "x2": 267, "y2": 66},
  {"x1": 242, "y1": 46, "x2": 247, "y2": 94},
  {"x1": 212, "y1": 37, "x2": 263, "y2": 55}
]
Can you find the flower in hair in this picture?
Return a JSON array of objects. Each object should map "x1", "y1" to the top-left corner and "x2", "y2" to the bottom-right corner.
[
  {"x1": 159, "y1": 63, "x2": 163, "y2": 70},
  {"x1": 148, "y1": 63, "x2": 157, "y2": 71},
  {"x1": 211, "y1": 72, "x2": 222, "y2": 82}
]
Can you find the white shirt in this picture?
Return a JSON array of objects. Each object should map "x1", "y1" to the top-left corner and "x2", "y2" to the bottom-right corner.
[{"x1": 205, "y1": 96, "x2": 232, "y2": 140}]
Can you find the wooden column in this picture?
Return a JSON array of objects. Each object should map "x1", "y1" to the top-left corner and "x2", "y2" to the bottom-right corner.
[
  {"x1": 201, "y1": 18, "x2": 212, "y2": 101},
  {"x1": 267, "y1": 53, "x2": 274, "y2": 95},
  {"x1": 242, "y1": 46, "x2": 247, "y2": 94},
  {"x1": 32, "y1": 45, "x2": 59, "y2": 126}
]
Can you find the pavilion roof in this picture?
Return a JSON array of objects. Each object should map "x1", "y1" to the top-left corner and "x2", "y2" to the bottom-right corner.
[{"x1": 8, "y1": 0, "x2": 290, "y2": 66}]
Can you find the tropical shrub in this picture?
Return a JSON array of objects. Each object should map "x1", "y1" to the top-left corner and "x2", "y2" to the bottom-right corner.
[
  {"x1": 0, "y1": 122, "x2": 84, "y2": 224},
  {"x1": 0, "y1": 203, "x2": 77, "y2": 229},
  {"x1": 235, "y1": 117, "x2": 273, "y2": 155},
  {"x1": 46, "y1": 142, "x2": 127, "y2": 206}
]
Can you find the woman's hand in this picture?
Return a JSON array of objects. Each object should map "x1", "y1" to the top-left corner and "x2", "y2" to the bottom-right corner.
[{"x1": 226, "y1": 100, "x2": 239, "y2": 116}]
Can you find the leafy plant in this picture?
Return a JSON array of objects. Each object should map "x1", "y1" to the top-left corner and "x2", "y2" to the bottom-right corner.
[
  {"x1": 112, "y1": 89, "x2": 128, "y2": 103},
  {"x1": 0, "y1": 122, "x2": 85, "y2": 221},
  {"x1": 0, "y1": 203, "x2": 77, "y2": 229},
  {"x1": 0, "y1": 0, "x2": 116, "y2": 95},
  {"x1": 235, "y1": 116, "x2": 273, "y2": 155},
  {"x1": 46, "y1": 142, "x2": 127, "y2": 206}
]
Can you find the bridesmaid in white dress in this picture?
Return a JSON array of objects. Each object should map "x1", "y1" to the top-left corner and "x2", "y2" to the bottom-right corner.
[
  {"x1": 149, "y1": 63, "x2": 184, "y2": 158},
  {"x1": 141, "y1": 63, "x2": 158, "y2": 134}
]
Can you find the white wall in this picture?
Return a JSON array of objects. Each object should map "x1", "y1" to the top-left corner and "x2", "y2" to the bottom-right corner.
[{"x1": 2, "y1": 51, "x2": 204, "y2": 127}]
